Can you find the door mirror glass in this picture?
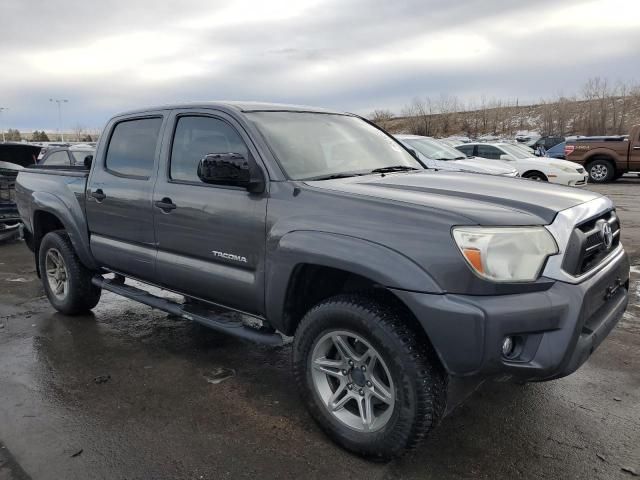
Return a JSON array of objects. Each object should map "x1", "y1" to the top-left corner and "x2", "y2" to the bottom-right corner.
[{"x1": 197, "y1": 153, "x2": 264, "y2": 192}]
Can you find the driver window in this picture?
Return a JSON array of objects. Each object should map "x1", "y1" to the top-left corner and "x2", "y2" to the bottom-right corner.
[{"x1": 170, "y1": 116, "x2": 249, "y2": 183}]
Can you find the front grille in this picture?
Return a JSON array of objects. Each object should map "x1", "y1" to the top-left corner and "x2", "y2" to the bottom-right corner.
[{"x1": 562, "y1": 210, "x2": 620, "y2": 276}]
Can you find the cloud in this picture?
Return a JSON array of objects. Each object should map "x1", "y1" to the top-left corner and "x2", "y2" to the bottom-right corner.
[{"x1": 0, "y1": 0, "x2": 639, "y2": 130}]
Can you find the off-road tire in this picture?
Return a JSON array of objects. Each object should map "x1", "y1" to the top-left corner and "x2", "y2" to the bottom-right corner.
[
  {"x1": 38, "y1": 230, "x2": 101, "y2": 315},
  {"x1": 587, "y1": 158, "x2": 615, "y2": 183},
  {"x1": 522, "y1": 170, "x2": 548, "y2": 181},
  {"x1": 293, "y1": 294, "x2": 447, "y2": 460}
]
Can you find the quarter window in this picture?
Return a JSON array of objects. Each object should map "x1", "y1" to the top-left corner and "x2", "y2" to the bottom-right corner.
[
  {"x1": 170, "y1": 116, "x2": 248, "y2": 183},
  {"x1": 106, "y1": 117, "x2": 162, "y2": 177}
]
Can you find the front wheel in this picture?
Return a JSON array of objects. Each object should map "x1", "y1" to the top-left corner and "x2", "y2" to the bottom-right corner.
[
  {"x1": 293, "y1": 294, "x2": 446, "y2": 460},
  {"x1": 39, "y1": 230, "x2": 101, "y2": 315}
]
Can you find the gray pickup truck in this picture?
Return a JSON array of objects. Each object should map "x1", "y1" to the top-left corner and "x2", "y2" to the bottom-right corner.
[{"x1": 15, "y1": 102, "x2": 629, "y2": 459}]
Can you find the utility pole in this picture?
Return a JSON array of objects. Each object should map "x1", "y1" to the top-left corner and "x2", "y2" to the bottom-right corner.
[
  {"x1": 49, "y1": 98, "x2": 69, "y2": 141},
  {"x1": 0, "y1": 107, "x2": 7, "y2": 142}
]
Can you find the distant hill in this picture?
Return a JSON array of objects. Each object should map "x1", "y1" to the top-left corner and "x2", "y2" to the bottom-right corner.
[{"x1": 372, "y1": 78, "x2": 640, "y2": 139}]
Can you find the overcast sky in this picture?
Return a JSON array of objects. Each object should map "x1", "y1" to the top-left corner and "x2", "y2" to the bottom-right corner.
[{"x1": 1, "y1": 0, "x2": 639, "y2": 131}]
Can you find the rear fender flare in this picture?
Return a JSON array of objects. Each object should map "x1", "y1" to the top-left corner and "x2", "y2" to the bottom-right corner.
[{"x1": 31, "y1": 191, "x2": 97, "y2": 270}]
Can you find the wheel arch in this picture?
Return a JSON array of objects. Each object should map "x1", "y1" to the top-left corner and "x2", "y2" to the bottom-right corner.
[
  {"x1": 31, "y1": 192, "x2": 97, "y2": 275},
  {"x1": 522, "y1": 170, "x2": 548, "y2": 181},
  {"x1": 265, "y1": 231, "x2": 442, "y2": 335}
]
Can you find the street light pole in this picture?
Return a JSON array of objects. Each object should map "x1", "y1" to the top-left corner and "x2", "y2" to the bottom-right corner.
[
  {"x1": 49, "y1": 98, "x2": 69, "y2": 142},
  {"x1": 0, "y1": 107, "x2": 7, "y2": 142}
]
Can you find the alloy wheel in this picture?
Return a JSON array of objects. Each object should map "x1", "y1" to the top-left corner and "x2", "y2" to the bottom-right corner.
[
  {"x1": 45, "y1": 248, "x2": 68, "y2": 300},
  {"x1": 310, "y1": 330, "x2": 395, "y2": 432}
]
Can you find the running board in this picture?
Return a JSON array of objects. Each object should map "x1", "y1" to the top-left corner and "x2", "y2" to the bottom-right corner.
[{"x1": 91, "y1": 276, "x2": 283, "y2": 346}]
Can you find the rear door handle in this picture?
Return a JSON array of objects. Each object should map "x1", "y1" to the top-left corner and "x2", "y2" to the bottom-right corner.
[
  {"x1": 155, "y1": 198, "x2": 177, "y2": 211},
  {"x1": 91, "y1": 189, "x2": 106, "y2": 201}
]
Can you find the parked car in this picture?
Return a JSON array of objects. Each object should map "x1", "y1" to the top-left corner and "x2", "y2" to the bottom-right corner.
[
  {"x1": 546, "y1": 142, "x2": 566, "y2": 159},
  {"x1": 456, "y1": 142, "x2": 588, "y2": 186},
  {"x1": 395, "y1": 135, "x2": 518, "y2": 177},
  {"x1": 16, "y1": 102, "x2": 629, "y2": 459},
  {"x1": 39, "y1": 145, "x2": 95, "y2": 167},
  {"x1": 528, "y1": 136, "x2": 565, "y2": 151},
  {"x1": 0, "y1": 142, "x2": 41, "y2": 241},
  {"x1": 564, "y1": 125, "x2": 640, "y2": 183}
]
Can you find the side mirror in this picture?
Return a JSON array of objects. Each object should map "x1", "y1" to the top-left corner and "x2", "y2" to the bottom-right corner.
[
  {"x1": 84, "y1": 155, "x2": 93, "y2": 168},
  {"x1": 197, "y1": 153, "x2": 264, "y2": 193},
  {"x1": 499, "y1": 154, "x2": 515, "y2": 161}
]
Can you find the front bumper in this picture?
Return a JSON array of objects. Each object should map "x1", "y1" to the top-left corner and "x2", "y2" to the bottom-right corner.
[
  {"x1": 550, "y1": 171, "x2": 588, "y2": 187},
  {"x1": 392, "y1": 246, "x2": 629, "y2": 381}
]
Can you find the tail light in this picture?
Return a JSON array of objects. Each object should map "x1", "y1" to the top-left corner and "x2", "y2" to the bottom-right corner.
[{"x1": 564, "y1": 144, "x2": 575, "y2": 156}]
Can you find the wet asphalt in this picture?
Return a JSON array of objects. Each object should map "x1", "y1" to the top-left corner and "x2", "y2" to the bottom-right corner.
[{"x1": 1, "y1": 179, "x2": 639, "y2": 480}]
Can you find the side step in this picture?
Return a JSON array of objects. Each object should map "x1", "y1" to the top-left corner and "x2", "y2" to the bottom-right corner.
[{"x1": 91, "y1": 276, "x2": 283, "y2": 346}]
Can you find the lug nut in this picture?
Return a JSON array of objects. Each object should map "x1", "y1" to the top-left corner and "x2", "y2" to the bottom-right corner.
[
  {"x1": 347, "y1": 383, "x2": 353, "y2": 390},
  {"x1": 366, "y1": 381, "x2": 372, "y2": 387},
  {"x1": 359, "y1": 389, "x2": 364, "y2": 396},
  {"x1": 360, "y1": 365, "x2": 366, "y2": 372},
  {"x1": 348, "y1": 360, "x2": 354, "y2": 367},
  {"x1": 342, "y1": 369, "x2": 348, "y2": 375}
]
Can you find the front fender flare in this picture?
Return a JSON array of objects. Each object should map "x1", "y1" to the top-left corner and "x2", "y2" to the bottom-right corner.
[{"x1": 265, "y1": 230, "x2": 442, "y2": 332}]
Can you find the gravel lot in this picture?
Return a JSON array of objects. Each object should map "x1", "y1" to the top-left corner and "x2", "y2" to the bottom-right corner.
[{"x1": 1, "y1": 178, "x2": 639, "y2": 480}]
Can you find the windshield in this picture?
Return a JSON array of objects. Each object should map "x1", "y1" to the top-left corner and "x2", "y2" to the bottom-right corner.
[
  {"x1": 499, "y1": 144, "x2": 532, "y2": 159},
  {"x1": 403, "y1": 138, "x2": 466, "y2": 161},
  {"x1": 247, "y1": 112, "x2": 422, "y2": 180}
]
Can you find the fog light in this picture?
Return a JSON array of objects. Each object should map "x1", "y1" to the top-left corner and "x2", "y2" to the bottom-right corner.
[{"x1": 502, "y1": 336, "x2": 515, "y2": 357}]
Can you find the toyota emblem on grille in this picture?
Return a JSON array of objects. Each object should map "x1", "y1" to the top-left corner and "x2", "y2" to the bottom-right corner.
[{"x1": 601, "y1": 222, "x2": 613, "y2": 249}]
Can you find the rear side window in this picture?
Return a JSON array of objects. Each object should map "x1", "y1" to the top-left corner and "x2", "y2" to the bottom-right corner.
[
  {"x1": 456, "y1": 145, "x2": 474, "y2": 156},
  {"x1": 170, "y1": 116, "x2": 248, "y2": 183},
  {"x1": 477, "y1": 145, "x2": 501, "y2": 160},
  {"x1": 106, "y1": 117, "x2": 162, "y2": 177},
  {"x1": 42, "y1": 151, "x2": 70, "y2": 166}
]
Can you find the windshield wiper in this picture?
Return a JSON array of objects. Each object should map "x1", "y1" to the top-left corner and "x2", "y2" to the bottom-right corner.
[
  {"x1": 369, "y1": 166, "x2": 419, "y2": 174},
  {"x1": 303, "y1": 172, "x2": 366, "y2": 181}
]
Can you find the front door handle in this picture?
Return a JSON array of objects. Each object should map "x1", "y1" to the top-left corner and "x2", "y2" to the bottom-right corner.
[
  {"x1": 155, "y1": 198, "x2": 177, "y2": 211},
  {"x1": 633, "y1": 146, "x2": 640, "y2": 150},
  {"x1": 91, "y1": 189, "x2": 106, "y2": 201}
]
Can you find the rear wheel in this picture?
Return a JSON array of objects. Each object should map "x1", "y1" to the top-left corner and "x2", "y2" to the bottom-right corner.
[
  {"x1": 587, "y1": 159, "x2": 615, "y2": 183},
  {"x1": 522, "y1": 171, "x2": 548, "y2": 182},
  {"x1": 39, "y1": 231, "x2": 101, "y2": 315},
  {"x1": 293, "y1": 294, "x2": 446, "y2": 460}
]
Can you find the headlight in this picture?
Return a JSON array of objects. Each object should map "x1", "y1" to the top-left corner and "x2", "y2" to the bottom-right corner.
[
  {"x1": 556, "y1": 165, "x2": 578, "y2": 173},
  {"x1": 452, "y1": 226, "x2": 558, "y2": 282}
]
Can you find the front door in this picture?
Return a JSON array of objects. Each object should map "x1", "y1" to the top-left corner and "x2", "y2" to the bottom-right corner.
[
  {"x1": 153, "y1": 110, "x2": 268, "y2": 315},
  {"x1": 86, "y1": 114, "x2": 166, "y2": 280}
]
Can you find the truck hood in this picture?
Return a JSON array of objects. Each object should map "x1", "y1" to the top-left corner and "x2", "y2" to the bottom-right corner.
[{"x1": 305, "y1": 170, "x2": 601, "y2": 225}]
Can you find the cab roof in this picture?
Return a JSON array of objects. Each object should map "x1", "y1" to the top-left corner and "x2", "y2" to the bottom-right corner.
[{"x1": 114, "y1": 101, "x2": 345, "y2": 118}]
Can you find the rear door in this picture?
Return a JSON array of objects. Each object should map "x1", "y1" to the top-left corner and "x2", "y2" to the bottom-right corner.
[
  {"x1": 476, "y1": 145, "x2": 503, "y2": 160},
  {"x1": 629, "y1": 128, "x2": 640, "y2": 171},
  {"x1": 152, "y1": 109, "x2": 268, "y2": 314},
  {"x1": 86, "y1": 113, "x2": 167, "y2": 280}
]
